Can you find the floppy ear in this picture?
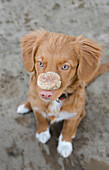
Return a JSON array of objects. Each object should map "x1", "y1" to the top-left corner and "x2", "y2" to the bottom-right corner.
[
  {"x1": 74, "y1": 36, "x2": 103, "y2": 81},
  {"x1": 21, "y1": 29, "x2": 47, "y2": 72}
]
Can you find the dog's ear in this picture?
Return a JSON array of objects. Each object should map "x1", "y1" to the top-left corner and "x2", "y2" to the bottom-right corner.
[
  {"x1": 74, "y1": 36, "x2": 103, "y2": 81},
  {"x1": 21, "y1": 29, "x2": 47, "y2": 72}
]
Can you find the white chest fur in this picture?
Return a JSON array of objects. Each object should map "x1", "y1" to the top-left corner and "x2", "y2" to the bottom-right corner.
[
  {"x1": 48, "y1": 100, "x2": 77, "y2": 123},
  {"x1": 52, "y1": 112, "x2": 77, "y2": 122},
  {"x1": 48, "y1": 100, "x2": 62, "y2": 114},
  {"x1": 34, "y1": 100, "x2": 77, "y2": 123}
]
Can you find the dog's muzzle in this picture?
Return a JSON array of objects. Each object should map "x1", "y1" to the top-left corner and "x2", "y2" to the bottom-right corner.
[{"x1": 37, "y1": 72, "x2": 61, "y2": 90}]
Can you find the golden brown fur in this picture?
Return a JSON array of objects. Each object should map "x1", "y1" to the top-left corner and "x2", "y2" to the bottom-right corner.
[{"x1": 18, "y1": 29, "x2": 109, "y2": 157}]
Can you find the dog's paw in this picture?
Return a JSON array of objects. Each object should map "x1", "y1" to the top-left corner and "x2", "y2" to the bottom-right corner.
[
  {"x1": 72, "y1": 135, "x2": 76, "y2": 139},
  {"x1": 17, "y1": 104, "x2": 29, "y2": 114},
  {"x1": 36, "y1": 128, "x2": 51, "y2": 144},
  {"x1": 57, "y1": 134, "x2": 73, "y2": 158}
]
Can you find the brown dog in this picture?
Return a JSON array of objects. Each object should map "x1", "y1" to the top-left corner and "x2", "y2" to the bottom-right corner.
[{"x1": 17, "y1": 29, "x2": 109, "y2": 158}]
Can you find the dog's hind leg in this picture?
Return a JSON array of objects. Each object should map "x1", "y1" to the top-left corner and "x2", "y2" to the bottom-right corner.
[{"x1": 17, "y1": 101, "x2": 32, "y2": 114}]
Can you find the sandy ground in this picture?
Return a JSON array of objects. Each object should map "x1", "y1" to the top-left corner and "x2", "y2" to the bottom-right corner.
[{"x1": 0, "y1": 0, "x2": 109, "y2": 169}]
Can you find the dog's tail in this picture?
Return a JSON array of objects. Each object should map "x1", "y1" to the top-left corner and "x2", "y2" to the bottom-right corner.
[{"x1": 85, "y1": 61, "x2": 109, "y2": 87}]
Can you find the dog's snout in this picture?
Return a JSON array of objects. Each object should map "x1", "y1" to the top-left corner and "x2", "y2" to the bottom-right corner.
[
  {"x1": 37, "y1": 72, "x2": 61, "y2": 90},
  {"x1": 40, "y1": 90, "x2": 53, "y2": 99}
]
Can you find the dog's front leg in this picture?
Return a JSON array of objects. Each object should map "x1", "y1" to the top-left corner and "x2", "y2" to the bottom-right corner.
[
  {"x1": 34, "y1": 110, "x2": 51, "y2": 144},
  {"x1": 57, "y1": 110, "x2": 85, "y2": 158}
]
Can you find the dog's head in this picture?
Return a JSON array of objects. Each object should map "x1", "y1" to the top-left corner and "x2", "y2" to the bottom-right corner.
[{"x1": 21, "y1": 29, "x2": 102, "y2": 101}]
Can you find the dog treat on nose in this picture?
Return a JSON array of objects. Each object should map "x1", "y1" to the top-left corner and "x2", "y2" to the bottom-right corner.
[{"x1": 37, "y1": 72, "x2": 61, "y2": 90}]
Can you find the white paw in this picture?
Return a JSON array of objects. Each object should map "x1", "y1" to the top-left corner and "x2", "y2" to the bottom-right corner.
[
  {"x1": 57, "y1": 134, "x2": 73, "y2": 158},
  {"x1": 17, "y1": 104, "x2": 29, "y2": 114},
  {"x1": 36, "y1": 128, "x2": 51, "y2": 144},
  {"x1": 72, "y1": 135, "x2": 76, "y2": 139}
]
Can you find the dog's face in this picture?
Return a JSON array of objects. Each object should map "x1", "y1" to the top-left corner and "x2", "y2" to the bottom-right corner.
[
  {"x1": 35, "y1": 33, "x2": 78, "y2": 101},
  {"x1": 21, "y1": 29, "x2": 102, "y2": 101}
]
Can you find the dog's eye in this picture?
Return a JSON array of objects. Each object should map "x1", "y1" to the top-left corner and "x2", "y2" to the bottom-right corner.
[
  {"x1": 38, "y1": 61, "x2": 43, "y2": 67},
  {"x1": 62, "y1": 65, "x2": 69, "y2": 70}
]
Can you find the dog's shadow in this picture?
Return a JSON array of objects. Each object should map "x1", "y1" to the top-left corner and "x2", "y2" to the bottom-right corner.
[
  {"x1": 22, "y1": 112, "x2": 87, "y2": 169},
  {"x1": 38, "y1": 121, "x2": 65, "y2": 168},
  {"x1": 39, "y1": 121, "x2": 87, "y2": 170}
]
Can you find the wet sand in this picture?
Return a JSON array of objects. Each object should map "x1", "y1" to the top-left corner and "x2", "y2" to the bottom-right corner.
[{"x1": 0, "y1": 0, "x2": 109, "y2": 169}]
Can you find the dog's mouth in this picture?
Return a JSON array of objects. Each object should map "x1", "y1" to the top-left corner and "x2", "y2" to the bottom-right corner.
[
  {"x1": 39, "y1": 89, "x2": 53, "y2": 101},
  {"x1": 39, "y1": 89, "x2": 68, "y2": 102}
]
